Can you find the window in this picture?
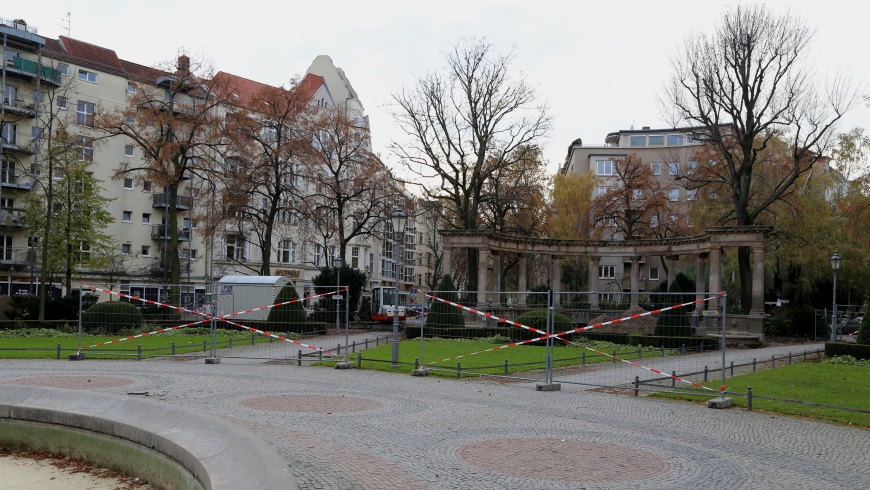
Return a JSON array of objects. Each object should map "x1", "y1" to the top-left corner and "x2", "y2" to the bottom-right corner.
[
  {"x1": 126, "y1": 82, "x2": 136, "y2": 94},
  {"x1": 125, "y1": 114, "x2": 134, "y2": 124},
  {"x1": 0, "y1": 235, "x2": 12, "y2": 261},
  {"x1": 314, "y1": 244, "x2": 322, "y2": 267},
  {"x1": 630, "y1": 135, "x2": 646, "y2": 147},
  {"x1": 76, "y1": 101, "x2": 95, "y2": 126},
  {"x1": 599, "y1": 265, "x2": 616, "y2": 279},
  {"x1": 667, "y1": 134, "x2": 683, "y2": 146},
  {"x1": 181, "y1": 249, "x2": 198, "y2": 260},
  {"x1": 121, "y1": 243, "x2": 131, "y2": 255},
  {"x1": 31, "y1": 126, "x2": 41, "y2": 138},
  {"x1": 123, "y1": 178, "x2": 133, "y2": 189},
  {"x1": 668, "y1": 162, "x2": 679, "y2": 176},
  {"x1": 58, "y1": 63, "x2": 69, "y2": 76},
  {"x1": 143, "y1": 181, "x2": 152, "y2": 192},
  {"x1": 669, "y1": 189, "x2": 680, "y2": 201},
  {"x1": 352, "y1": 247, "x2": 360, "y2": 269},
  {"x1": 142, "y1": 213, "x2": 150, "y2": 224},
  {"x1": 669, "y1": 214, "x2": 679, "y2": 223},
  {"x1": 686, "y1": 215, "x2": 693, "y2": 227},
  {"x1": 141, "y1": 245, "x2": 150, "y2": 256},
  {"x1": 122, "y1": 210, "x2": 131, "y2": 222},
  {"x1": 1, "y1": 84, "x2": 16, "y2": 105},
  {"x1": 650, "y1": 215, "x2": 659, "y2": 227},
  {"x1": 687, "y1": 161, "x2": 698, "y2": 172},
  {"x1": 649, "y1": 267, "x2": 660, "y2": 281},
  {"x1": 225, "y1": 234, "x2": 245, "y2": 261},
  {"x1": 124, "y1": 145, "x2": 134, "y2": 157},
  {"x1": 277, "y1": 239, "x2": 292, "y2": 264},
  {"x1": 650, "y1": 162, "x2": 661, "y2": 175},
  {"x1": 596, "y1": 159, "x2": 615, "y2": 175},
  {"x1": 597, "y1": 186, "x2": 612, "y2": 196},
  {"x1": 78, "y1": 69, "x2": 97, "y2": 83},
  {"x1": 687, "y1": 188, "x2": 698, "y2": 201},
  {"x1": 648, "y1": 135, "x2": 664, "y2": 146},
  {"x1": 1, "y1": 123, "x2": 17, "y2": 145},
  {"x1": 632, "y1": 189, "x2": 643, "y2": 200},
  {"x1": 75, "y1": 135, "x2": 93, "y2": 162}
]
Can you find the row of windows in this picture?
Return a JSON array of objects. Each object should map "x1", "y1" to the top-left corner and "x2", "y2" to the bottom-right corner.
[
  {"x1": 629, "y1": 134, "x2": 697, "y2": 147},
  {"x1": 597, "y1": 186, "x2": 698, "y2": 201},
  {"x1": 599, "y1": 266, "x2": 661, "y2": 281},
  {"x1": 121, "y1": 211, "x2": 194, "y2": 227},
  {"x1": 596, "y1": 160, "x2": 698, "y2": 176}
]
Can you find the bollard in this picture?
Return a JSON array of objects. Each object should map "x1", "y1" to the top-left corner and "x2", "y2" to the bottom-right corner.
[
  {"x1": 57, "y1": 344, "x2": 61, "y2": 360},
  {"x1": 337, "y1": 344, "x2": 341, "y2": 356},
  {"x1": 803, "y1": 350, "x2": 807, "y2": 361},
  {"x1": 638, "y1": 347, "x2": 642, "y2": 360},
  {"x1": 375, "y1": 336, "x2": 379, "y2": 347},
  {"x1": 298, "y1": 350, "x2": 302, "y2": 367},
  {"x1": 582, "y1": 352, "x2": 586, "y2": 365},
  {"x1": 251, "y1": 335, "x2": 255, "y2": 346},
  {"x1": 671, "y1": 370, "x2": 676, "y2": 388},
  {"x1": 704, "y1": 365, "x2": 708, "y2": 382},
  {"x1": 357, "y1": 353, "x2": 362, "y2": 369},
  {"x1": 319, "y1": 349, "x2": 323, "y2": 361},
  {"x1": 772, "y1": 355, "x2": 776, "y2": 368},
  {"x1": 747, "y1": 386, "x2": 753, "y2": 411},
  {"x1": 752, "y1": 358, "x2": 756, "y2": 372},
  {"x1": 788, "y1": 352, "x2": 792, "y2": 365},
  {"x1": 203, "y1": 340, "x2": 207, "y2": 352},
  {"x1": 681, "y1": 343, "x2": 686, "y2": 354},
  {"x1": 365, "y1": 338, "x2": 369, "y2": 350},
  {"x1": 730, "y1": 361, "x2": 734, "y2": 377},
  {"x1": 612, "y1": 349, "x2": 617, "y2": 362},
  {"x1": 229, "y1": 337, "x2": 233, "y2": 349},
  {"x1": 415, "y1": 359, "x2": 419, "y2": 370},
  {"x1": 269, "y1": 336, "x2": 273, "y2": 343},
  {"x1": 634, "y1": 376, "x2": 640, "y2": 396},
  {"x1": 457, "y1": 363, "x2": 462, "y2": 379},
  {"x1": 172, "y1": 342, "x2": 176, "y2": 355},
  {"x1": 700, "y1": 342, "x2": 704, "y2": 352},
  {"x1": 661, "y1": 345, "x2": 665, "y2": 358},
  {"x1": 352, "y1": 341, "x2": 356, "y2": 353},
  {"x1": 504, "y1": 359, "x2": 509, "y2": 375},
  {"x1": 137, "y1": 345, "x2": 142, "y2": 361}
]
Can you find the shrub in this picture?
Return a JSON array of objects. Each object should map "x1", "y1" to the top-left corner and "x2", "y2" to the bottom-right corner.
[
  {"x1": 357, "y1": 296, "x2": 372, "y2": 322},
  {"x1": 514, "y1": 309, "x2": 574, "y2": 343},
  {"x1": 266, "y1": 284, "x2": 307, "y2": 329},
  {"x1": 654, "y1": 277, "x2": 693, "y2": 337},
  {"x1": 857, "y1": 310, "x2": 870, "y2": 346},
  {"x1": 81, "y1": 301, "x2": 144, "y2": 334},
  {"x1": 426, "y1": 275, "x2": 465, "y2": 329}
]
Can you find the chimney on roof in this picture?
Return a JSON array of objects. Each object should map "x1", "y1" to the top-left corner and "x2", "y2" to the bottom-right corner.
[
  {"x1": 642, "y1": 126, "x2": 650, "y2": 130},
  {"x1": 177, "y1": 55, "x2": 190, "y2": 75}
]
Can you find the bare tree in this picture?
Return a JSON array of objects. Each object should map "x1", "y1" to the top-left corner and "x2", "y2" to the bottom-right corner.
[
  {"x1": 661, "y1": 4, "x2": 860, "y2": 313},
  {"x1": 391, "y1": 37, "x2": 551, "y2": 291}
]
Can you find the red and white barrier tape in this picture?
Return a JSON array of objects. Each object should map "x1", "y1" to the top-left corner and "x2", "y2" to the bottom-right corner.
[
  {"x1": 78, "y1": 284, "x2": 345, "y2": 356},
  {"x1": 422, "y1": 291, "x2": 724, "y2": 391}
]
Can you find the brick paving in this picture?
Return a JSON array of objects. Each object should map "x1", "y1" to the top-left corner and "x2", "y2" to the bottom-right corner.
[{"x1": 1, "y1": 337, "x2": 869, "y2": 489}]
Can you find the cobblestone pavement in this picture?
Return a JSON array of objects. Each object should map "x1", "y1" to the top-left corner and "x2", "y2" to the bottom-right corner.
[{"x1": 1, "y1": 336, "x2": 868, "y2": 490}]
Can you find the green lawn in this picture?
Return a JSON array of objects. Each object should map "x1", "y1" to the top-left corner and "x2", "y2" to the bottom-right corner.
[
  {"x1": 324, "y1": 338, "x2": 672, "y2": 376},
  {"x1": 0, "y1": 331, "x2": 290, "y2": 359},
  {"x1": 660, "y1": 361, "x2": 870, "y2": 427}
]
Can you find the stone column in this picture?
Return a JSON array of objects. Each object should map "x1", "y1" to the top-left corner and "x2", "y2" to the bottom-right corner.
[
  {"x1": 477, "y1": 248, "x2": 488, "y2": 307},
  {"x1": 630, "y1": 256, "x2": 639, "y2": 307},
  {"x1": 442, "y1": 247, "x2": 452, "y2": 280},
  {"x1": 552, "y1": 255, "x2": 561, "y2": 307},
  {"x1": 695, "y1": 253, "x2": 707, "y2": 311},
  {"x1": 589, "y1": 256, "x2": 600, "y2": 309},
  {"x1": 708, "y1": 247, "x2": 722, "y2": 310},
  {"x1": 518, "y1": 254, "x2": 527, "y2": 306},
  {"x1": 493, "y1": 252, "x2": 502, "y2": 294},
  {"x1": 751, "y1": 245, "x2": 765, "y2": 314}
]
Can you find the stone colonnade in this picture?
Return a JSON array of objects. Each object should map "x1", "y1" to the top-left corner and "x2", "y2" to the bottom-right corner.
[{"x1": 439, "y1": 227, "x2": 770, "y2": 314}]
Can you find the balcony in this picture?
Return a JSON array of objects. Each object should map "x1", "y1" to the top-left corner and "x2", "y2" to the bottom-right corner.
[
  {"x1": 152, "y1": 192, "x2": 191, "y2": 210},
  {"x1": 0, "y1": 246, "x2": 33, "y2": 266},
  {"x1": 151, "y1": 224, "x2": 190, "y2": 241},
  {"x1": 1, "y1": 97, "x2": 37, "y2": 118},
  {"x1": 0, "y1": 167, "x2": 34, "y2": 190},
  {"x1": 3, "y1": 56, "x2": 61, "y2": 87},
  {"x1": 0, "y1": 130, "x2": 36, "y2": 154},
  {"x1": 0, "y1": 208, "x2": 27, "y2": 227}
]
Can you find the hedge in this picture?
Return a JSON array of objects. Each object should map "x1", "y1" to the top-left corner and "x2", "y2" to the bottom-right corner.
[
  {"x1": 81, "y1": 301, "x2": 145, "y2": 334},
  {"x1": 824, "y1": 342, "x2": 870, "y2": 360}
]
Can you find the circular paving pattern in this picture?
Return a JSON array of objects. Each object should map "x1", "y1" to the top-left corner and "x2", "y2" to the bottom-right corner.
[
  {"x1": 458, "y1": 437, "x2": 670, "y2": 483},
  {"x1": 240, "y1": 395, "x2": 381, "y2": 413},
  {"x1": 3, "y1": 376, "x2": 134, "y2": 389}
]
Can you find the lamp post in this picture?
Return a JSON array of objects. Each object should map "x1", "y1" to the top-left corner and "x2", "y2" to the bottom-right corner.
[
  {"x1": 830, "y1": 252, "x2": 842, "y2": 342},
  {"x1": 390, "y1": 206, "x2": 408, "y2": 368}
]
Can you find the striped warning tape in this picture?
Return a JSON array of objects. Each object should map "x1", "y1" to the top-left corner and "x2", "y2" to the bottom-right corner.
[
  {"x1": 422, "y1": 291, "x2": 724, "y2": 391},
  {"x1": 78, "y1": 283, "x2": 345, "y2": 356}
]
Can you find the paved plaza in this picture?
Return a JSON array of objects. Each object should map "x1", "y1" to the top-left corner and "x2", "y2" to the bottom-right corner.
[{"x1": 1, "y1": 336, "x2": 868, "y2": 489}]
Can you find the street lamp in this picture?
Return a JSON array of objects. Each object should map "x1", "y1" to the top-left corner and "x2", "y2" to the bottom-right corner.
[
  {"x1": 390, "y1": 205, "x2": 408, "y2": 368},
  {"x1": 830, "y1": 252, "x2": 842, "y2": 342}
]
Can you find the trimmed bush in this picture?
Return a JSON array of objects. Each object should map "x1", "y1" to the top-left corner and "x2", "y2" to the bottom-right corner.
[
  {"x1": 514, "y1": 309, "x2": 574, "y2": 344},
  {"x1": 425, "y1": 275, "x2": 465, "y2": 329},
  {"x1": 654, "y1": 277, "x2": 693, "y2": 337},
  {"x1": 267, "y1": 285, "x2": 306, "y2": 329},
  {"x1": 81, "y1": 301, "x2": 144, "y2": 334},
  {"x1": 857, "y1": 311, "x2": 870, "y2": 346},
  {"x1": 825, "y1": 341, "x2": 870, "y2": 360}
]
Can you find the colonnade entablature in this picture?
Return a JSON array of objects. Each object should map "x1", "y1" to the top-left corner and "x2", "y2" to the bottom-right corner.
[{"x1": 439, "y1": 226, "x2": 771, "y2": 313}]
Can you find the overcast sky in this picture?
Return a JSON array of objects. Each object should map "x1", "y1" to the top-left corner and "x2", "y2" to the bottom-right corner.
[{"x1": 7, "y1": 1, "x2": 869, "y2": 176}]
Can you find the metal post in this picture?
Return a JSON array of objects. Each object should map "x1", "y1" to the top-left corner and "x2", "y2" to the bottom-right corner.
[
  {"x1": 634, "y1": 376, "x2": 640, "y2": 396},
  {"x1": 391, "y1": 230, "x2": 403, "y2": 368},
  {"x1": 546, "y1": 290, "x2": 553, "y2": 384},
  {"x1": 831, "y1": 265, "x2": 838, "y2": 342},
  {"x1": 721, "y1": 293, "x2": 727, "y2": 392},
  {"x1": 747, "y1": 386, "x2": 753, "y2": 411},
  {"x1": 77, "y1": 282, "x2": 83, "y2": 352}
]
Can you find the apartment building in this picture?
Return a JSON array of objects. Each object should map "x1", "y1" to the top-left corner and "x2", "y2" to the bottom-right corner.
[
  {"x1": 562, "y1": 126, "x2": 705, "y2": 292},
  {"x1": 0, "y1": 17, "x2": 423, "y2": 303}
]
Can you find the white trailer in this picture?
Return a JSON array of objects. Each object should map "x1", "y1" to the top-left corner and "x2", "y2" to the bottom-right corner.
[{"x1": 215, "y1": 276, "x2": 293, "y2": 321}]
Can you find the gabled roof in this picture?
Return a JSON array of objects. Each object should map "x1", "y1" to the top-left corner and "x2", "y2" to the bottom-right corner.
[
  {"x1": 298, "y1": 73, "x2": 324, "y2": 102},
  {"x1": 213, "y1": 71, "x2": 276, "y2": 108},
  {"x1": 58, "y1": 36, "x2": 125, "y2": 76},
  {"x1": 121, "y1": 59, "x2": 167, "y2": 84}
]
